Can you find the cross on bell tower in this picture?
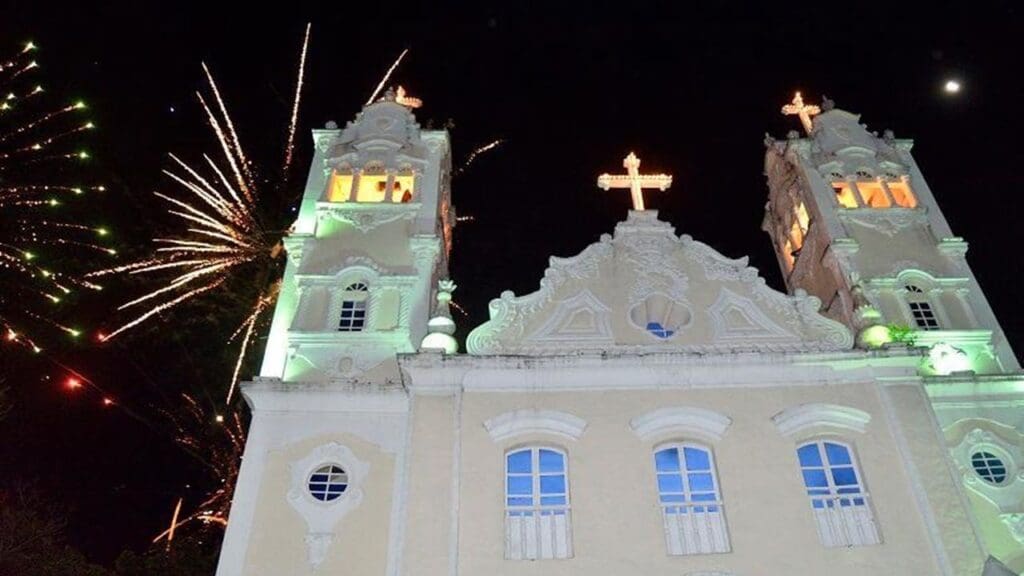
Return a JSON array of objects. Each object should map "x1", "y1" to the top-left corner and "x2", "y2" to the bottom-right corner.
[
  {"x1": 781, "y1": 92, "x2": 821, "y2": 134},
  {"x1": 597, "y1": 152, "x2": 673, "y2": 211}
]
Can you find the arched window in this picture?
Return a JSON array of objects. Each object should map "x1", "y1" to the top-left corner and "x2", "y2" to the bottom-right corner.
[
  {"x1": 905, "y1": 284, "x2": 939, "y2": 330},
  {"x1": 653, "y1": 444, "x2": 730, "y2": 555},
  {"x1": 338, "y1": 282, "x2": 369, "y2": 332},
  {"x1": 796, "y1": 440, "x2": 880, "y2": 547},
  {"x1": 504, "y1": 447, "x2": 572, "y2": 560}
]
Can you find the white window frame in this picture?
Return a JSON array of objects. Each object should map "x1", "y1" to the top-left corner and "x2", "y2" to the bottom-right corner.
[
  {"x1": 904, "y1": 284, "x2": 941, "y2": 331},
  {"x1": 653, "y1": 442, "x2": 730, "y2": 555},
  {"x1": 504, "y1": 446, "x2": 573, "y2": 560},
  {"x1": 336, "y1": 282, "x2": 369, "y2": 332},
  {"x1": 796, "y1": 439, "x2": 881, "y2": 547}
]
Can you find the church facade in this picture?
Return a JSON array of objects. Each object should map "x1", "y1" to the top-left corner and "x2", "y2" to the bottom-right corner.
[{"x1": 215, "y1": 90, "x2": 1024, "y2": 575}]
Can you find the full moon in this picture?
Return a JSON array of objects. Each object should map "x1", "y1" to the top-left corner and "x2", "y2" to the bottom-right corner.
[{"x1": 944, "y1": 79, "x2": 962, "y2": 94}]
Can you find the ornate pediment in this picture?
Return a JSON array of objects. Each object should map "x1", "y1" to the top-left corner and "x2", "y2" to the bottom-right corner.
[
  {"x1": 526, "y1": 289, "x2": 613, "y2": 344},
  {"x1": 467, "y1": 211, "x2": 853, "y2": 355}
]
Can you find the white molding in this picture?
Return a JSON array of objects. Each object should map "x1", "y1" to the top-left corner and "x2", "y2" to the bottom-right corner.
[
  {"x1": 629, "y1": 407, "x2": 732, "y2": 442},
  {"x1": 483, "y1": 409, "x2": 587, "y2": 443},
  {"x1": 286, "y1": 443, "x2": 370, "y2": 569},
  {"x1": 384, "y1": 405, "x2": 413, "y2": 576},
  {"x1": 771, "y1": 403, "x2": 871, "y2": 437},
  {"x1": 876, "y1": 383, "x2": 959, "y2": 576},
  {"x1": 952, "y1": 426, "x2": 1024, "y2": 516},
  {"x1": 526, "y1": 289, "x2": 613, "y2": 344},
  {"x1": 401, "y1": 349, "x2": 922, "y2": 395},
  {"x1": 708, "y1": 288, "x2": 795, "y2": 342}
]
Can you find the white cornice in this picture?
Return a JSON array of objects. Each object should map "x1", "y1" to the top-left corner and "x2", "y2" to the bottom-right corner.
[
  {"x1": 630, "y1": 407, "x2": 732, "y2": 442},
  {"x1": 771, "y1": 403, "x2": 872, "y2": 437},
  {"x1": 400, "y1": 349, "x2": 922, "y2": 394},
  {"x1": 242, "y1": 377, "x2": 408, "y2": 413}
]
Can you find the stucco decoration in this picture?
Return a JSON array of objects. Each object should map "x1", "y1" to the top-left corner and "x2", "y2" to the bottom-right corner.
[
  {"x1": 318, "y1": 202, "x2": 420, "y2": 232},
  {"x1": 837, "y1": 208, "x2": 930, "y2": 238},
  {"x1": 483, "y1": 409, "x2": 587, "y2": 443},
  {"x1": 951, "y1": 427, "x2": 1024, "y2": 531},
  {"x1": 526, "y1": 289, "x2": 613, "y2": 344},
  {"x1": 771, "y1": 403, "x2": 871, "y2": 437},
  {"x1": 467, "y1": 210, "x2": 853, "y2": 355},
  {"x1": 708, "y1": 288, "x2": 796, "y2": 342},
  {"x1": 286, "y1": 442, "x2": 370, "y2": 568},
  {"x1": 629, "y1": 407, "x2": 733, "y2": 443}
]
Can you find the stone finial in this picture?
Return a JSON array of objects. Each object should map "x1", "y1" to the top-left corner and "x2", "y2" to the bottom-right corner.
[
  {"x1": 821, "y1": 95, "x2": 835, "y2": 111},
  {"x1": 883, "y1": 129, "x2": 895, "y2": 143},
  {"x1": 764, "y1": 133, "x2": 776, "y2": 147},
  {"x1": 421, "y1": 279, "x2": 458, "y2": 354},
  {"x1": 787, "y1": 130, "x2": 800, "y2": 140},
  {"x1": 381, "y1": 87, "x2": 397, "y2": 102},
  {"x1": 325, "y1": 120, "x2": 338, "y2": 129}
]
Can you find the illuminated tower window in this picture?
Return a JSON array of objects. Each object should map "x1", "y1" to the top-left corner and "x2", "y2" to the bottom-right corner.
[
  {"x1": 327, "y1": 169, "x2": 354, "y2": 202},
  {"x1": 855, "y1": 182, "x2": 891, "y2": 208},
  {"x1": 887, "y1": 179, "x2": 917, "y2": 208},
  {"x1": 794, "y1": 202, "x2": 810, "y2": 234},
  {"x1": 789, "y1": 220, "x2": 804, "y2": 251},
  {"x1": 782, "y1": 239, "x2": 795, "y2": 271},
  {"x1": 905, "y1": 285, "x2": 939, "y2": 330},
  {"x1": 356, "y1": 163, "x2": 389, "y2": 203},
  {"x1": 831, "y1": 182, "x2": 859, "y2": 208},
  {"x1": 393, "y1": 169, "x2": 415, "y2": 203},
  {"x1": 338, "y1": 282, "x2": 369, "y2": 332}
]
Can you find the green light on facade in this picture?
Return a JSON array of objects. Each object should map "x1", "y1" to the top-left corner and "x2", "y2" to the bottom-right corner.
[
  {"x1": 928, "y1": 343, "x2": 973, "y2": 375},
  {"x1": 859, "y1": 324, "x2": 892, "y2": 348}
]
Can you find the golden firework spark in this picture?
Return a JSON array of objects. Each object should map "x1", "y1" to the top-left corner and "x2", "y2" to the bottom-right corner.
[{"x1": 93, "y1": 27, "x2": 314, "y2": 403}]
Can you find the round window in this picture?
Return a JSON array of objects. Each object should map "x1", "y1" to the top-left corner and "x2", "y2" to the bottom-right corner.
[
  {"x1": 629, "y1": 294, "x2": 691, "y2": 340},
  {"x1": 308, "y1": 464, "x2": 349, "y2": 501},
  {"x1": 971, "y1": 451, "x2": 1007, "y2": 485}
]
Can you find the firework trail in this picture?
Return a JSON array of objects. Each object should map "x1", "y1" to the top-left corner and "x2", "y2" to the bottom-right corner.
[
  {"x1": 455, "y1": 139, "x2": 503, "y2": 176},
  {"x1": 0, "y1": 41, "x2": 110, "y2": 352},
  {"x1": 366, "y1": 48, "x2": 408, "y2": 105},
  {"x1": 151, "y1": 394, "x2": 245, "y2": 541},
  {"x1": 93, "y1": 27, "x2": 313, "y2": 403},
  {"x1": 283, "y1": 23, "x2": 311, "y2": 175}
]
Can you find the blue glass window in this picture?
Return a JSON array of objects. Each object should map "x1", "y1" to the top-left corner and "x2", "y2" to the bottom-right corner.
[
  {"x1": 647, "y1": 322, "x2": 675, "y2": 339},
  {"x1": 654, "y1": 445, "x2": 722, "y2": 513},
  {"x1": 797, "y1": 441, "x2": 868, "y2": 509},
  {"x1": 308, "y1": 464, "x2": 348, "y2": 502},
  {"x1": 506, "y1": 448, "x2": 569, "y2": 516}
]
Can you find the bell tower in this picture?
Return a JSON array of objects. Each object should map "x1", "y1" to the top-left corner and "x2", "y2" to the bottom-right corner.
[
  {"x1": 217, "y1": 89, "x2": 456, "y2": 575},
  {"x1": 259, "y1": 88, "x2": 454, "y2": 384},
  {"x1": 763, "y1": 94, "x2": 1018, "y2": 375}
]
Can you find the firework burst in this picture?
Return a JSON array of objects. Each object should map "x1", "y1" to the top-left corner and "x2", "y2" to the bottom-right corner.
[
  {"x1": 92, "y1": 27, "x2": 313, "y2": 403},
  {"x1": 152, "y1": 393, "x2": 246, "y2": 541},
  {"x1": 0, "y1": 41, "x2": 110, "y2": 353}
]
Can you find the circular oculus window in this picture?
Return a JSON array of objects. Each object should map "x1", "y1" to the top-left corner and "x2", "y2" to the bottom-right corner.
[
  {"x1": 308, "y1": 464, "x2": 349, "y2": 502},
  {"x1": 970, "y1": 451, "x2": 1008, "y2": 485}
]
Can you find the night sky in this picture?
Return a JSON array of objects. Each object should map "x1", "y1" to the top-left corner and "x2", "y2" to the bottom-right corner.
[{"x1": 2, "y1": 0, "x2": 1023, "y2": 566}]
